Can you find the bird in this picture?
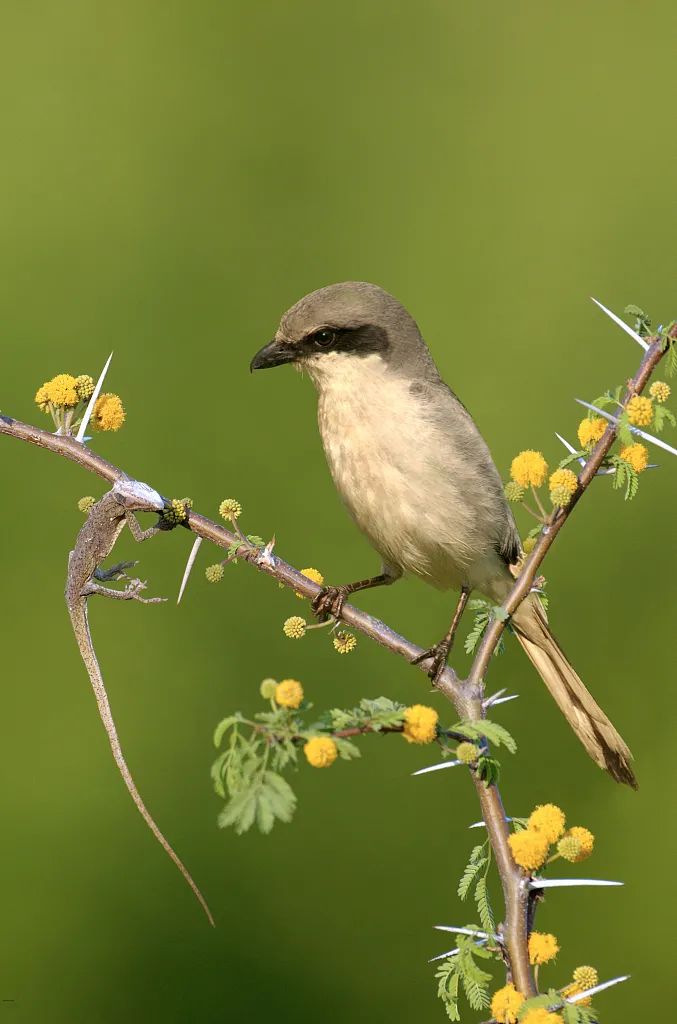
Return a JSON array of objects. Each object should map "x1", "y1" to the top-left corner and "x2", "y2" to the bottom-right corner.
[{"x1": 250, "y1": 281, "x2": 636, "y2": 788}]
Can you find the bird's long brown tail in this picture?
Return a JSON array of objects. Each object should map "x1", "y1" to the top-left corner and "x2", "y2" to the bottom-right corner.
[{"x1": 511, "y1": 595, "x2": 637, "y2": 788}]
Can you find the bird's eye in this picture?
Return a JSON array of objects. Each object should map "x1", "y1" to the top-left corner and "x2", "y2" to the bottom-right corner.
[{"x1": 313, "y1": 328, "x2": 336, "y2": 348}]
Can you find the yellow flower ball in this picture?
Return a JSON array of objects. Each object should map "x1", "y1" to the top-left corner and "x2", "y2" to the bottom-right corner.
[
  {"x1": 573, "y1": 965, "x2": 598, "y2": 991},
  {"x1": 304, "y1": 736, "x2": 338, "y2": 768},
  {"x1": 77, "y1": 495, "x2": 96, "y2": 513},
  {"x1": 523, "y1": 535, "x2": 538, "y2": 554},
  {"x1": 44, "y1": 373, "x2": 80, "y2": 407},
  {"x1": 507, "y1": 828, "x2": 550, "y2": 872},
  {"x1": 402, "y1": 704, "x2": 439, "y2": 744},
  {"x1": 650, "y1": 380, "x2": 670, "y2": 403},
  {"x1": 219, "y1": 498, "x2": 242, "y2": 520},
  {"x1": 504, "y1": 481, "x2": 526, "y2": 503},
  {"x1": 619, "y1": 443, "x2": 649, "y2": 473},
  {"x1": 259, "y1": 678, "x2": 277, "y2": 699},
  {"x1": 456, "y1": 741, "x2": 480, "y2": 764},
  {"x1": 528, "y1": 803, "x2": 566, "y2": 843},
  {"x1": 205, "y1": 563, "x2": 225, "y2": 583},
  {"x1": 332, "y1": 630, "x2": 357, "y2": 654},
  {"x1": 295, "y1": 567, "x2": 325, "y2": 598},
  {"x1": 91, "y1": 393, "x2": 125, "y2": 431},
  {"x1": 274, "y1": 679, "x2": 304, "y2": 709},
  {"x1": 283, "y1": 616, "x2": 307, "y2": 639},
  {"x1": 626, "y1": 395, "x2": 653, "y2": 426},
  {"x1": 577, "y1": 417, "x2": 607, "y2": 449},
  {"x1": 549, "y1": 468, "x2": 578, "y2": 499},
  {"x1": 521, "y1": 1010, "x2": 563, "y2": 1024},
  {"x1": 74, "y1": 374, "x2": 95, "y2": 401},
  {"x1": 559, "y1": 826, "x2": 594, "y2": 862},
  {"x1": 490, "y1": 983, "x2": 525, "y2": 1024},
  {"x1": 528, "y1": 931, "x2": 559, "y2": 965},
  {"x1": 34, "y1": 384, "x2": 51, "y2": 412},
  {"x1": 510, "y1": 450, "x2": 549, "y2": 488}
]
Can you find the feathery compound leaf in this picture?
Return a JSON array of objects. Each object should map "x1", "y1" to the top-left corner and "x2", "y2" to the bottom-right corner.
[
  {"x1": 562, "y1": 1002, "x2": 599, "y2": 1024},
  {"x1": 474, "y1": 876, "x2": 495, "y2": 935},
  {"x1": 456, "y1": 936, "x2": 492, "y2": 1011},
  {"x1": 458, "y1": 845, "x2": 487, "y2": 900},
  {"x1": 454, "y1": 719, "x2": 516, "y2": 754},
  {"x1": 435, "y1": 959, "x2": 461, "y2": 1022}
]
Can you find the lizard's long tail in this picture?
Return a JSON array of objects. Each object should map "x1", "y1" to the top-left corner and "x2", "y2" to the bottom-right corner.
[
  {"x1": 69, "y1": 601, "x2": 215, "y2": 925},
  {"x1": 512, "y1": 594, "x2": 637, "y2": 789}
]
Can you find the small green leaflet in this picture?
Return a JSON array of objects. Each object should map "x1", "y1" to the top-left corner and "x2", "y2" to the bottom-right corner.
[
  {"x1": 457, "y1": 844, "x2": 487, "y2": 900},
  {"x1": 454, "y1": 719, "x2": 517, "y2": 754},
  {"x1": 474, "y1": 876, "x2": 495, "y2": 935},
  {"x1": 610, "y1": 456, "x2": 640, "y2": 500}
]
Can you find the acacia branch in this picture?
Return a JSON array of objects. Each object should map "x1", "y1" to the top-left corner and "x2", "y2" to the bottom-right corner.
[{"x1": 1, "y1": 328, "x2": 669, "y2": 999}]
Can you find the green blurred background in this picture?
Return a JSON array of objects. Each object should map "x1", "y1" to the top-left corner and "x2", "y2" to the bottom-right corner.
[{"x1": 1, "y1": 2, "x2": 675, "y2": 1021}]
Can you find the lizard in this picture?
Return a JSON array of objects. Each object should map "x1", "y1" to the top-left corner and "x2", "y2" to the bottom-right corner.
[{"x1": 65, "y1": 477, "x2": 215, "y2": 926}]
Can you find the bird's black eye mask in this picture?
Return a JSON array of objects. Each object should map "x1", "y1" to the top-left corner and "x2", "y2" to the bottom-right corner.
[{"x1": 300, "y1": 323, "x2": 390, "y2": 358}]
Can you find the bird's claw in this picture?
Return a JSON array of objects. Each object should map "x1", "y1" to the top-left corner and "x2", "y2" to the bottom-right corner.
[
  {"x1": 312, "y1": 585, "x2": 348, "y2": 621},
  {"x1": 411, "y1": 642, "x2": 451, "y2": 682}
]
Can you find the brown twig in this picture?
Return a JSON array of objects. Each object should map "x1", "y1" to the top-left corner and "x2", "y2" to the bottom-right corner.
[{"x1": 1, "y1": 328, "x2": 669, "y2": 997}]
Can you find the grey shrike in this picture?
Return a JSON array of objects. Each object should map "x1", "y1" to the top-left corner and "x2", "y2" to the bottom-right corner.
[{"x1": 250, "y1": 281, "x2": 636, "y2": 788}]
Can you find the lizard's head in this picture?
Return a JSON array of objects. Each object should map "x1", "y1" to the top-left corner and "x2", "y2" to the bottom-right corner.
[{"x1": 113, "y1": 479, "x2": 165, "y2": 512}]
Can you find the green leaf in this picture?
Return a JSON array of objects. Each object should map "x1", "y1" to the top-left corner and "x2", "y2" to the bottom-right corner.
[
  {"x1": 435, "y1": 959, "x2": 461, "y2": 1022},
  {"x1": 333, "y1": 738, "x2": 361, "y2": 760},
  {"x1": 454, "y1": 719, "x2": 516, "y2": 754},
  {"x1": 213, "y1": 715, "x2": 240, "y2": 748},
  {"x1": 474, "y1": 876, "x2": 495, "y2": 935},
  {"x1": 457, "y1": 844, "x2": 487, "y2": 900}
]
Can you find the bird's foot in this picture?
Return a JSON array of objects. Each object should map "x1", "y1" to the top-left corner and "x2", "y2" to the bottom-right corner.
[
  {"x1": 312, "y1": 585, "x2": 349, "y2": 621},
  {"x1": 411, "y1": 640, "x2": 452, "y2": 683}
]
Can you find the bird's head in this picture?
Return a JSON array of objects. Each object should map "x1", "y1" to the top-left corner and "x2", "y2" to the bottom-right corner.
[{"x1": 250, "y1": 281, "x2": 435, "y2": 388}]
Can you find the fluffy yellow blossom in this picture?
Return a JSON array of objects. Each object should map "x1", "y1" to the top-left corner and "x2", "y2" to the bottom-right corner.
[
  {"x1": 162, "y1": 497, "x2": 192, "y2": 525},
  {"x1": 626, "y1": 395, "x2": 653, "y2": 427},
  {"x1": 456, "y1": 741, "x2": 480, "y2": 764},
  {"x1": 74, "y1": 374, "x2": 95, "y2": 401},
  {"x1": 558, "y1": 826, "x2": 594, "y2": 862},
  {"x1": 304, "y1": 736, "x2": 338, "y2": 768},
  {"x1": 650, "y1": 380, "x2": 671, "y2": 403},
  {"x1": 275, "y1": 679, "x2": 304, "y2": 709},
  {"x1": 77, "y1": 495, "x2": 96, "y2": 514},
  {"x1": 507, "y1": 828, "x2": 550, "y2": 872},
  {"x1": 573, "y1": 965, "x2": 598, "y2": 991},
  {"x1": 333, "y1": 630, "x2": 357, "y2": 654},
  {"x1": 490, "y1": 983, "x2": 525, "y2": 1024},
  {"x1": 510, "y1": 450, "x2": 548, "y2": 488},
  {"x1": 259, "y1": 678, "x2": 277, "y2": 699},
  {"x1": 521, "y1": 1010, "x2": 563, "y2": 1024},
  {"x1": 619, "y1": 443, "x2": 649, "y2": 473},
  {"x1": 504, "y1": 481, "x2": 525, "y2": 503},
  {"x1": 205, "y1": 563, "x2": 224, "y2": 583},
  {"x1": 577, "y1": 417, "x2": 607, "y2": 449},
  {"x1": 91, "y1": 393, "x2": 125, "y2": 431},
  {"x1": 219, "y1": 498, "x2": 242, "y2": 520},
  {"x1": 528, "y1": 803, "x2": 566, "y2": 843},
  {"x1": 43, "y1": 373, "x2": 80, "y2": 407},
  {"x1": 528, "y1": 931, "x2": 560, "y2": 965},
  {"x1": 283, "y1": 616, "x2": 307, "y2": 639},
  {"x1": 34, "y1": 384, "x2": 51, "y2": 411},
  {"x1": 295, "y1": 567, "x2": 325, "y2": 598},
  {"x1": 549, "y1": 469, "x2": 578, "y2": 507},
  {"x1": 402, "y1": 704, "x2": 438, "y2": 744}
]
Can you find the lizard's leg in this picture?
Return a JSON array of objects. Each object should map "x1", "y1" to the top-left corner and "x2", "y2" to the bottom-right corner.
[
  {"x1": 125, "y1": 511, "x2": 161, "y2": 543},
  {"x1": 94, "y1": 560, "x2": 138, "y2": 582},
  {"x1": 82, "y1": 579, "x2": 166, "y2": 604}
]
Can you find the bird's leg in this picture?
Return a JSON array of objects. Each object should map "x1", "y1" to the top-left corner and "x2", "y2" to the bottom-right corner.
[
  {"x1": 312, "y1": 573, "x2": 394, "y2": 621},
  {"x1": 412, "y1": 586, "x2": 471, "y2": 681}
]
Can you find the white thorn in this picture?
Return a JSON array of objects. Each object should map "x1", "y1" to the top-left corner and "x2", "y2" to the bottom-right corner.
[
  {"x1": 428, "y1": 938, "x2": 487, "y2": 963},
  {"x1": 576, "y1": 399, "x2": 677, "y2": 457},
  {"x1": 529, "y1": 877, "x2": 623, "y2": 889},
  {"x1": 485, "y1": 693, "x2": 519, "y2": 707},
  {"x1": 434, "y1": 925, "x2": 494, "y2": 939},
  {"x1": 566, "y1": 975, "x2": 630, "y2": 1003},
  {"x1": 591, "y1": 297, "x2": 649, "y2": 350},
  {"x1": 177, "y1": 536, "x2": 203, "y2": 604},
  {"x1": 411, "y1": 759, "x2": 462, "y2": 776},
  {"x1": 469, "y1": 817, "x2": 514, "y2": 829},
  {"x1": 76, "y1": 351, "x2": 114, "y2": 442}
]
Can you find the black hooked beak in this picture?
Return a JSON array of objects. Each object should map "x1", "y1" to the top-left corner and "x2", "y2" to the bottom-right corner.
[{"x1": 250, "y1": 338, "x2": 297, "y2": 372}]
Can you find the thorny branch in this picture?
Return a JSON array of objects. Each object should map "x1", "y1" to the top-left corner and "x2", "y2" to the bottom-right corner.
[{"x1": 0, "y1": 329, "x2": 669, "y2": 996}]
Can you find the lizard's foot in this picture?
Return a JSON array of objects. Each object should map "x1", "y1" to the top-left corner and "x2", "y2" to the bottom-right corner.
[
  {"x1": 312, "y1": 585, "x2": 350, "y2": 621},
  {"x1": 124, "y1": 578, "x2": 167, "y2": 604},
  {"x1": 411, "y1": 640, "x2": 452, "y2": 683},
  {"x1": 94, "y1": 560, "x2": 138, "y2": 582}
]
